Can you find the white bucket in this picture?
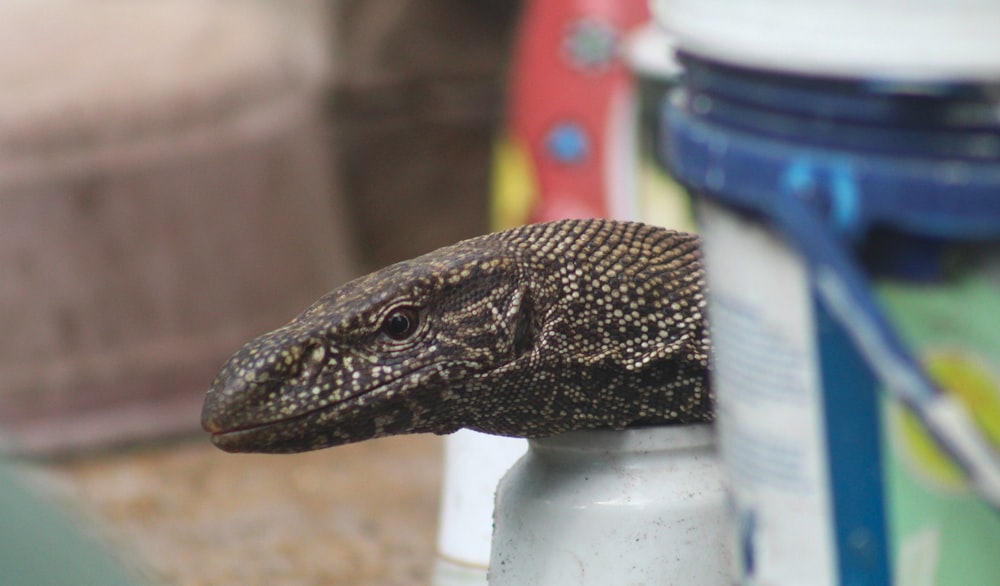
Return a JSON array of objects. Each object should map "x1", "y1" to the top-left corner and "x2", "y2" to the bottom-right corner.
[
  {"x1": 654, "y1": 0, "x2": 1000, "y2": 80},
  {"x1": 664, "y1": 49, "x2": 1000, "y2": 586},
  {"x1": 489, "y1": 426, "x2": 730, "y2": 585}
]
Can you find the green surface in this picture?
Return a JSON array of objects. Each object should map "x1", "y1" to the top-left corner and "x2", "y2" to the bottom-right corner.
[{"x1": 0, "y1": 459, "x2": 142, "y2": 586}]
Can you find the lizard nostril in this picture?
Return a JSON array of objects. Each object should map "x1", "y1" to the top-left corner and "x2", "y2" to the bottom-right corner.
[
  {"x1": 307, "y1": 343, "x2": 325, "y2": 364},
  {"x1": 299, "y1": 343, "x2": 327, "y2": 380}
]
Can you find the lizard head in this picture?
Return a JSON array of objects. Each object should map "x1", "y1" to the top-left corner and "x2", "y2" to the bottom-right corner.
[
  {"x1": 201, "y1": 241, "x2": 537, "y2": 453},
  {"x1": 203, "y1": 220, "x2": 712, "y2": 453}
]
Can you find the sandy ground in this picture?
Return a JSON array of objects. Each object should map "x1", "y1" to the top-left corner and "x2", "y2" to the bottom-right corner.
[{"x1": 45, "y1": 434, "x2": 443, "y2": 586}]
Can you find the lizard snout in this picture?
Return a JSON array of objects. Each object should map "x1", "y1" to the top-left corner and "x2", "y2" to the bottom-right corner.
[{"x1": 201, "y1": 329, "x2": 326, "y2": 436}]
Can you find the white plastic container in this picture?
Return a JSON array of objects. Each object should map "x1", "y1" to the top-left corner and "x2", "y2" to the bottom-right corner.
[
  {"x1": 658, "y1": 1, "x2": 1000, "y2": 581},
  {"x1": 490, "y1": 425, "x2": 730, "y2": 585},
  {"x1": 654, "y1": 0, "x2": 1000, "y2": 80},
  {"x1": 433, "y1": 431, "x2": 527, "y2": 586}
]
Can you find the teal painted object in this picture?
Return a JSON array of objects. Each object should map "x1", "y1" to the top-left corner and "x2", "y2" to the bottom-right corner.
[{"x1": 0, "y1": 459, "x2": 144, "y2": 586}]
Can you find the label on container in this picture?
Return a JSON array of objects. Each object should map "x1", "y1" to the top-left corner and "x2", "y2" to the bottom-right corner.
[
  {"x1": 701, "y1": 200, "x2": 1000, "y2": 585},
  {"x1": 877, "y1": 255, "x2": 1000, "y2": 585},
  {"x1": 698, "y1": 202, "x2": 838, "y2": 585}
]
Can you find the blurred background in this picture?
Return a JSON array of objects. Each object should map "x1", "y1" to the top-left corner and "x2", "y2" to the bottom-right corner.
[
  {"x1": 13, "y1": 2, "x2": 999, "y2": 585},
  {"x1": 1, "y1": 1, "x2": 520, "y2": 584}
]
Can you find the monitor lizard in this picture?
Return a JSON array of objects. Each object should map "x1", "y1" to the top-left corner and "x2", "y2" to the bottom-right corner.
[{"x1": 201, "y1": 219, "x2": 712, "y2": 453}]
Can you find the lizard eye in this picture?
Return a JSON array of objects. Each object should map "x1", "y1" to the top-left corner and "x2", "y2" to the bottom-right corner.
[{"x1": 381, "y1": 307, "x2": 420, "y2": 340}]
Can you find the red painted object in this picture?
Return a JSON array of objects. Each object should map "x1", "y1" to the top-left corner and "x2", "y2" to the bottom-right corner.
[{"x1": 493, "y1": 0, "x2": 649, "y2": 228}]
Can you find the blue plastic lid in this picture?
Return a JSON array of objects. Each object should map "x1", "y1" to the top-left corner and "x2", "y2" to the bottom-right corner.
[{"x1": 663, "y1": 57, "x2": 1000, "y2": 239}]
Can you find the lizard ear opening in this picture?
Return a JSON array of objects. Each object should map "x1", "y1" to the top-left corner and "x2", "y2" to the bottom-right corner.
[{"x1": 510, "y1": 287, "x2": 537, "y2": 359}]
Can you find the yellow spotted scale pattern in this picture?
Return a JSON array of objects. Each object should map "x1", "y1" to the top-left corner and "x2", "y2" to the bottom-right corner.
[{"x1": 201, "y1": 219, "x2": 712, "y2": 453}]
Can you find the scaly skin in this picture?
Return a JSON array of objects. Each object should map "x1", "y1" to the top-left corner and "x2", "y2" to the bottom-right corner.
[{"x1": 201, "y1": 219, "x2": 712, "y2": 453}]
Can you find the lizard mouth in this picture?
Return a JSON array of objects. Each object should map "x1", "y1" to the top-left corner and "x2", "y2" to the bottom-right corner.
[
  {"x1": 202, "y1": 380, "x2": 354, "y2": 452},
  {"x1": 207, "y1": 404, "x2": 339, "y2": 453},
  {"x1": 204, "y1": 363, "x2": 454, "y2": 453}
]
